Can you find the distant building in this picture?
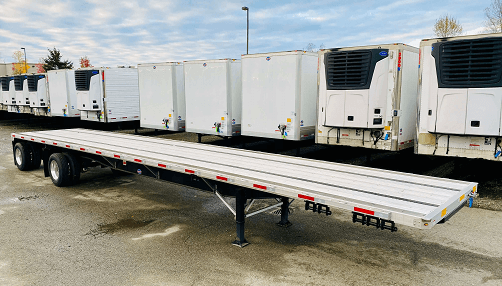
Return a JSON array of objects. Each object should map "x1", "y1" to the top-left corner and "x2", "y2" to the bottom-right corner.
[{"x1": 0, "y1": 63, "x2": 41, "y2": 76}]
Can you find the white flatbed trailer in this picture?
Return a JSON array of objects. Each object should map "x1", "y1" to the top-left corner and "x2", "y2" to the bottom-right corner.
[{"x1": 11, "y1": 129, "x2": 477, "y2": 247}]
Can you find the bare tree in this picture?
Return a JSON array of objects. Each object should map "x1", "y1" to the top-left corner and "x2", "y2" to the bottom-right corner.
[
  {"x1": 434, "y1": 15, "x2": 463, "y2": 38},
  {"x1": 485, "y1": 0, "x2": 502, "y2": 33},
  {"x1": 304, "y1": 43, "x2": 326, "y2": 52}
]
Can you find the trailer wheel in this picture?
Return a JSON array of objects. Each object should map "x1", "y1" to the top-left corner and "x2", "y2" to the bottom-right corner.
[
  {"x1": 63, "y1": 152, "x2": 81, "y2": 185},
  {"x1": 48, "y1": 153, "x2": 71, "y2": 187},
  {"x1": 14, "y1": 143, "x2": 30, "y2": 171},
  {"x1": 28, "y1": 144, "x2": 41, "y2": 170}
]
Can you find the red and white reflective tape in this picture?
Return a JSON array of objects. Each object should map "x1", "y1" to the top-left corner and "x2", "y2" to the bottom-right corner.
[
  {"x1": 253, "y1": 184, "x2": 267, "y2": 190},
  {"x1": 185, "y1": 169, "x2": 195, "y2": 174},
  {"x1": 114, "y1": 154, "x2": 121, "y2": 158},
  {"x1": 134, "y1": 159, "x2": 142, "y2": 163},
  {"x1": 216, "y1": 176, "x2": 228, "y2": 181},
  {"x1": 298, "y1": 194, "x2": 314, "y2": 201}
]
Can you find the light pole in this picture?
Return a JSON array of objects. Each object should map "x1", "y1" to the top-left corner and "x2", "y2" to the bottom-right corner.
[
  {"x1": 20, "y1": 47, "x2": 27, "y2": 73},
  {"x1": 242, "y1": 7, "x2": 249, "y2": 54}
]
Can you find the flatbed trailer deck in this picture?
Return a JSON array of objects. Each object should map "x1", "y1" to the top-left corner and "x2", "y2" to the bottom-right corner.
[{"x1": 11, "y1": 129, "x2": 477, "y2": 247}]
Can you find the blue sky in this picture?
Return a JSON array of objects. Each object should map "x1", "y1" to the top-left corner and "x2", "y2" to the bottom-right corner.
[{"x1": 0, "y1": 0, "x2": 493, "y2": 67}]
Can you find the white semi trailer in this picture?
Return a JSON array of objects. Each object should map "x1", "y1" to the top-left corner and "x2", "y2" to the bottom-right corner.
[
  {"x1": 241, "y1": 51, "x2": 318, "y2": 140},
  {"x1": 0, "y1": 76, "x2": 14, "y2": 111},
  {"x1": 75, "y1": 67, "x2": 140, "y2": 123},
  {"x1": 11, "y1": 128, "x2": 477, "y2": 247},
  {"x1": 13, "y1": 75, "x2": 31, "y2": 113},
  {"x1": 417, "y1": 33, "x2": 502, "y2": 161},
  {"x1": 47, "y1": 69, "x2": 80, "y2": 117},
  {"x1": 184, "y1": 59, "x2": 241, "y2": 138},
  {"x1": 317, "y1": 44, "x2": 419, "y2": 151},
  {"x1": 138, "y1": 62, "x2": 185, "y2": 131},
  {"x1": 26, "y1": 74, "x2": 50, "y2": 116}
]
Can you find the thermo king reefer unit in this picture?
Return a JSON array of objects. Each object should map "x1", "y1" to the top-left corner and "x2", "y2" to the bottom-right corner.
[
  {"x1": 47, "y1": 69, "x2": 80, "y2": 117},
  {"x1": 1, "y1": 76, "x2": 14, "y2": 111},
  {"x1": 416, "y1": 33, "x2": 502, "y2": 161},
  {"x1": 317, "y1": 43, "x2": 419, "y2": 151},
  {"x1": 75, "y1": 67, "x2": 140, "y2": 123},
  {"x1": 184, "y1": 59, "x2": 241, "y2": 137},
  {"x1": 241, "y1": 51, "x2": 317, "y2": 140},
  {"x1": 138, "y1": 62, "x2": 185, "y2": 131},
  {"x1": 27, "y1": 74, "x2": 50, "y2": 116}
]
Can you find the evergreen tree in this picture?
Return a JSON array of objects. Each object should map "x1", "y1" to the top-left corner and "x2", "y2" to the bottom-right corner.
[{"x1": 41, "y1": 47, "x2": 73, "y2": 71}]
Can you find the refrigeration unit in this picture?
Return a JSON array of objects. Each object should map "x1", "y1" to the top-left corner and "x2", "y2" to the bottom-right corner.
[
  {"x1": 13, "y1": 75, "x2": 31, "y2": 113},
  {"x1": 416, "y1": 33, "x2": 502, "y2": 161},
  {"x1": 241, "y1": 51, "x2": 318, "y2": 140},
  {"x1": 317, "y1": 43, "x2": 419, "y2": 151},
  {"x1": 1, "y1": 76, "x2": 14, "y2": 111},
  {"x1": 47, "y1": 69, "x2": 80, "y2": 117},
  {"x1": 184, "y1": 59, "x2": 241, "y2": 136},
  {"x1": 26, "y1": 74, "x2": 50, "y2": 116},
  {"x1": 138, "y1": 62, "x2": 185, "y2": 131},
  {"x1": 75, "y1": 67, "x2": 140, "y2": 123}
]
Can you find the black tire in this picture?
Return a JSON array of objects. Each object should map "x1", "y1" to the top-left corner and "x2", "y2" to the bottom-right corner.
[
  {"x1": 63, "y1": 152, "x2": 81, "y2": 185},
  {"x1": 14, "y1": 142, "x2": 30, "y2": 171},
  {"x1": 48, "y1": 153, "x2": 71, "y2": 187},
  {"x1": 28, "y1": 144, "x2": 41, "y2": 170}
]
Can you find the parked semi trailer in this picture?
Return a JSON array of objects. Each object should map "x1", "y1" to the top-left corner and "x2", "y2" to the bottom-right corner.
[
  {"x1": 12, "y1": 129, "x2": 477, "y2": 247},
  {"x1": 241, "y1": 51, "x2": 317, "y2": 141},
  {"x1": 0, "y1": 76, "x2": 13, "y2": 111},
  {"x1": 317, "y1": 44, "x2": 419, "y2": 151},
  {"x1": 27, "y1": 74, "x2": 50, "y2": 116},
  {"x1": 138, "y1": 62, "x2": 185, "y2": 131},
  {"x1": 416, "y1": 33, "x2": 502, "y2": 161},
  {"x1": 47, "y1": 69, "x2": 80, "y2": 117},
  {"x1": 75, "y1": 67, "x2": 140, "y2": 123}
]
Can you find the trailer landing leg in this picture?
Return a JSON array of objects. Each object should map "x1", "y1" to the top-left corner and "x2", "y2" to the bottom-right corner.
[
  {"x1": 232, "y1": 190, "x2": 249, "y2": 247},
  {"x1": 277, "y1": 197, "x2": 292, "y2": 227}
]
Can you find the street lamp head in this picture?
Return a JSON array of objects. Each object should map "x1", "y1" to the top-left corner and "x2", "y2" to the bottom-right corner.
[{"x1": 242, "y1": 6, "x2": 248, "y2": 10}]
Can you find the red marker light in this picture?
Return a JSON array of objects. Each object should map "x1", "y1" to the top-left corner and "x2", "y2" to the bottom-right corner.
[
  {"x1": 134, "y1": 159, "x2": 142, "y2": 163},
  {"x1": 96, "y1": 151, "x2": 102, "y2": 154},
  {"x1": 216, "y1": 176, "x2": 228, "y2": 181},
  {"x1": 185, "y1": 169, "x2": 195, "y2": 174},
  {"x1": 66, "y1": 145, "x2": 70, "y2": 148},
  {"x1": 158, "y1": 163, "x2": 167, "y2": 168},
  {"x1": 80, "y1": 148, "x2": 85, "y2": 151},
  {"x1": 114, "y1": 154, "x2": 120, "y2": 158}
]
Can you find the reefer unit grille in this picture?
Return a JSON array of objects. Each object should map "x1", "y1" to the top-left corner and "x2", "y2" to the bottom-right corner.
[
  {"x1": 433, "y1": 37, "x2": 502, "y2": 88},
  {"x1": 27, "y1": 75, "x2": 44, "y2": 92},
  {"x1": 14, "y1": 76, "x2": 24, "y2": 91},
  {"x1": 1, "y1": 77, "x2": 12, "y2": 91},
  {"x1": 324, "y1": 49, "x2": 388, "y2": 90},
  {"x1": 75, "y1": 70, "x2": 99, "y2": 91}
]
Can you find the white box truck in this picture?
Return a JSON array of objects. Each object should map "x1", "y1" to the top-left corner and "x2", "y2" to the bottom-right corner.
[
  {"x1": 138, "y1": 62, "x2": 185, "y2": 131},
  {"x1": 241, "y1": 51, "x2": 318, "y2": 140},
  {"x1": 317, "y1": 43, "x2": 419, "y2": 151},
  {"x1": 47, "y1": 69, "x2": 80, "y2": 117},
  {"x1": 1, "y1": 76, "x2": 14, "y2": 111},
  {"x1": 184, "y1": 59, "x2": 241, "y2": 137},
  {"x1": 75, "y1": 67, "x2": 140, "y2": 123},
  {"x1": 416, "y1": 33, "x2": 502, "y2": 161},
  {"x1": 26, "y1": 74, "x2": 50, "y2": 116}
]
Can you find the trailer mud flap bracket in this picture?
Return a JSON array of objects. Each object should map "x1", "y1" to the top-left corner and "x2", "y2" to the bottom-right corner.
[{"x1": 352, "y1": 212, "x2": 397, "y2": 232}]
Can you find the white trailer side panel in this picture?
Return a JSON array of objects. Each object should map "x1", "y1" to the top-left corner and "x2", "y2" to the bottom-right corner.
[{"x1": 105, "y1": 68, "x2": 140, "y2": 123}]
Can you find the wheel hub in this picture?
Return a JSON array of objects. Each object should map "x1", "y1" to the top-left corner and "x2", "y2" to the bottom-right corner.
[
  {"x1": 50, "y1": 160, "x2": 59, "y2": 181},
  {"x1": 15, "y1": 148, "x2": 22, "y2": 166}
]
